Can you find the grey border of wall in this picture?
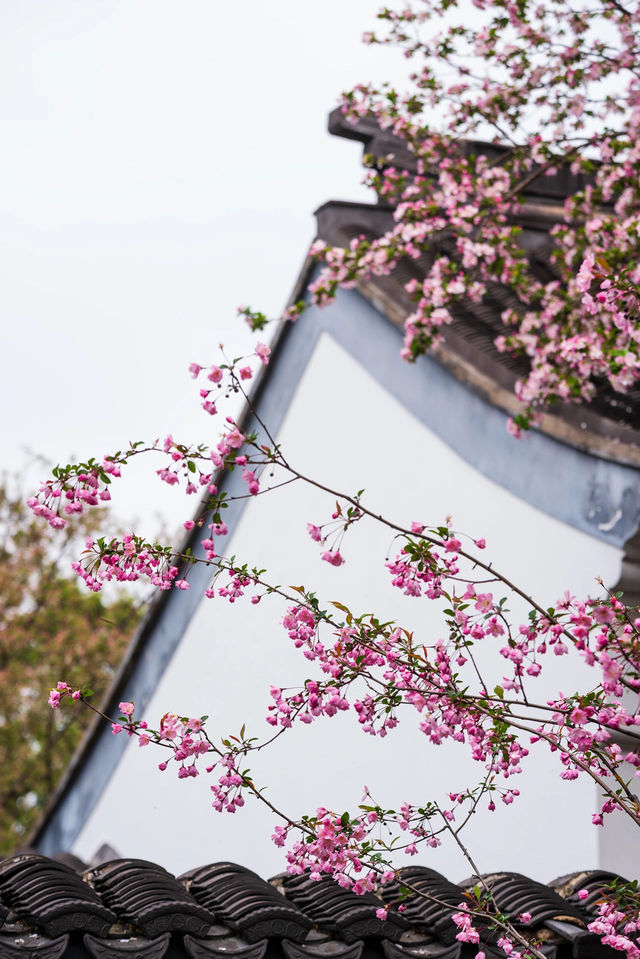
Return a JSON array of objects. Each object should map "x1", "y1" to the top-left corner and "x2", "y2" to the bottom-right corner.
[{"x1": 33, "y1": 265, "x2": 640, "y2": 855}]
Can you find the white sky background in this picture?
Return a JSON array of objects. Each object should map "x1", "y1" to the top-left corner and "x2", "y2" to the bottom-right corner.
[{"x1": 1, "y1": 0, "x2": 410, "y2": 539}]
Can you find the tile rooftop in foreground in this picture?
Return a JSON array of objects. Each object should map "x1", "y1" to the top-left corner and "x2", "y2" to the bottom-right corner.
[{"x1": 0, "y1": 855, "x2": 630, "y2": 959}]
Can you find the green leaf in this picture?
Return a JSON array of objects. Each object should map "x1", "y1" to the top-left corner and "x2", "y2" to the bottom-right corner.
[{"x1": 331, "y1": 601, "x2": 351, "y2": 614}]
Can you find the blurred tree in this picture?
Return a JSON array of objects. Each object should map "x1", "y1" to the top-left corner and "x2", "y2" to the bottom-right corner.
[{"x1": 0, "y1": 474, "x2": 142, "y2": 853}]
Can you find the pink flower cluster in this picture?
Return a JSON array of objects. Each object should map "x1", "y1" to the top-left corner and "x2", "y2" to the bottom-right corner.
[
  {"x1": 276, "y1": 808, "x2": 380, "y2": 893},
  {"x1": 28, "y1": 458, "x2": 121, "y2": 530},
  {"x1": 114, "y1": 708, "x2": 212, "y2": 778},
  {"x1": 208, "y1": 752, "x2": 247, "y2": 813},
  {"x1": 589, "y1": 894, "x2": 640, "y2": 959},
  {"x1": 298, "y1": 0, "x2": 640, "y2": 431},
  {"x1": 47, "y1": 682, "x2": 82, "y2": 708},
  {"x1": 452, "y1": 907, "x2": 480, "y2": 944},
  {"x1": 190, "y1": 345, "x2": 270, "y2": 416}
]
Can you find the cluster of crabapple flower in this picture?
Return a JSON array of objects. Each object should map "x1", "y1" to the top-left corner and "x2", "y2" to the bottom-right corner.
[
  {"x1": 273, "y1": 809, "x2": 389, "y2": 892},
  {"x1": 27, "y1": 343, "x2": 271, "y2": 535},
  {"x1": 226, "y1": 1, "x2": 637, "y2": 434},
  {"x1": 451, "y1": 889, "x2": 640, "y2": 959},
  {"x1": 27, "y1": 458, "x2": 121, "y2": 531},
  {"x1": 27, "y1": 350, "x2": 284, "y2": 596},
  {"x1": 261, "y1": 517, "x2": 640, "y2": 835},
  {"x1": 47, "y1": 682, "x2": 83, "y2": 709},
  {"x1": 590, "y1": 895, "x2": 640, "y2": 959},
  {"x1": 48, "y1": 686, "x2": 251, "y2": 811},
  {"x1": 305, "y1": 500, "x2": 365, "y2": 568},
  {"x1": 46, "y1": 484, "x2": 640, "y2": 843}
]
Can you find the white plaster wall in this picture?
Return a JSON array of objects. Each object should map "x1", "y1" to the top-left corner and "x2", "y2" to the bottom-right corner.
[
  {"x1": 598, "y1": 762, "x2": 640, "y2": 878},
  {"x1": 74, "y1": 333, "x2": 626, "y2": 881}
]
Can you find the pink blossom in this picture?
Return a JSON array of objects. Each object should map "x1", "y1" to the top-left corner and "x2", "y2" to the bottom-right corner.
[
  {"x1": 225, "y1": 428, "x2": 245, "y2": 449},
  {"x1": 322, "y1": 550, "x2": 345, "y2": 566},
  {"x1": 453, "y1": 909, "x2": 480, "y2": 944},
  {"x1": 255, "y1": 342, "x2": 271, "y2": 365},
  {"x1": 576, "y1": 252, "x2": 595, "y2": 293}
]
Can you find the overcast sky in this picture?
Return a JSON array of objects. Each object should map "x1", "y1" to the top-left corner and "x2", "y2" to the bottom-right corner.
[{"x1": 2, "y1": 1, "x2": 410, "y2": 536}]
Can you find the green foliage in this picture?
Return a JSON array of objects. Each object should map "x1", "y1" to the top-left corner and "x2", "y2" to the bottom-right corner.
[{"x1": 0, "y1": 475, "x2": 143, "y2": 854}]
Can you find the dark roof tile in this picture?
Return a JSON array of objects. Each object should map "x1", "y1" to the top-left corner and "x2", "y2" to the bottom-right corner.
[
  {"x1": 0, "y1": 921, "x2": 69, "y2": 959},
  {"x1": 85, "y1": 859, "x2": 215, "y2": 938},
  {"x1": 83, "y1": 931, "x2": 170, "y2": 959},
  {"x1": 184, "y1": 933, "x2": 268, "y2": 959},
  {"x1": 458, "y1": 873, "x2": 586, "y2": 929},
  {"x1": 326, "y1": 107, "x2": 598, "y2": 204},
  {"x1": 180, "y1": 862, "x2": 311, "y2": 943},
  {"x1": 379, "y1": 868, "x2": 466, "y2": 944},
  {"x1": 383, "y1": 935, "x2": 461, "y2": 959},
  {"x1": 283, "y1": 937, "x2": 364, "y2": 959},
  {"x1": 0, "y1": 854, "x2": 116, "y2": 938},
  {"x1": 549, "y1": 871, "x2": 631, "y2": 920},
  {"x1": 279, "y1": 873, "x2": 408, "y2": 943}
]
